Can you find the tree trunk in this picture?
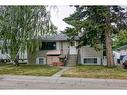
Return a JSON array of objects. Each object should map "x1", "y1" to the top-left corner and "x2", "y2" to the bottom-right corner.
[
  {"x1": 104, "y1": 30, "x2": 115, "y2": 67},
  {"x1": 14, "y1": 53, "x2": 19, "y2": 66}
]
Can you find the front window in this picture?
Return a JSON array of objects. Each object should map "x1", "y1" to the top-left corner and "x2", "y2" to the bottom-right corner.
[{"x1": 40, "y1": 42, "x2": 56, "y2": 50}]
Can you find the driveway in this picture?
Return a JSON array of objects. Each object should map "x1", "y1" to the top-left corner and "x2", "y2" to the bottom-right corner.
[{"x1": 0, "y1": 75, "x2": 127, "y2": 89}]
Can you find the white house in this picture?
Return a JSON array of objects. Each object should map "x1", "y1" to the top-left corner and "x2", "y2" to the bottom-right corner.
[{"x1": 28, "y1": 33, "x2": 104, "y2": 66}]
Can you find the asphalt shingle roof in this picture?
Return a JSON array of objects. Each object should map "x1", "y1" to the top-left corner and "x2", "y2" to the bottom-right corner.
[
  {"x1": 40, "y1": 33, "x2": 79, "y2": 42},
  {"x1": 117, "y1": 44, "x2": 127, "y2": 50}
]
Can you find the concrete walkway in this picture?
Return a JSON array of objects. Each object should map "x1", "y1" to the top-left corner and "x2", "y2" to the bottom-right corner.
[
  {"x1": 51, "y1": 67, "x2": 72, "y2": 77},
  {"x1": 0, "y1": 75, "x2": 127, "y2": 89}
]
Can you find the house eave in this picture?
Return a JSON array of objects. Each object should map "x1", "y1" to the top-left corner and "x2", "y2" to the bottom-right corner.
[{"x1": 116, "y1": 45, "x2": 127, "y2": 50}]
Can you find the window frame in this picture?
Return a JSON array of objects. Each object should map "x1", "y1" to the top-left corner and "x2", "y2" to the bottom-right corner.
[
  {"x1": 36, "y1": 57, "x2": 46, "y2": 65},
  {"x1": 40, "y1": 42, "x2": 56, "y2": 50},
  {"x1": 83, "y1": 57, "x2": 98, "y2": 64}
]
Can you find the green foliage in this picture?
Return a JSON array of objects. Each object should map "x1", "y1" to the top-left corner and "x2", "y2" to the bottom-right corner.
[
  {"x1": 63, "y1": 6, "x2": 127, "y2": 49},
  {"x1": 113, "y1": 30, "x2": 127, "y2": 49},
  {"x1": 0, "y1": 6, "x2": 57, "y2": 59},
  {"x1": 64, "y1": 6, "x2": 127, "y2": 67}
]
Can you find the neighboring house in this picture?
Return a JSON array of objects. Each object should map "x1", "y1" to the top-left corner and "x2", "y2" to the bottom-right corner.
[
  {"x1": 0, "y1": 40, "x2": 28, "y2": 63},
  {"x1": 0, "y1": 49, "x2": 28, "y2": 63},
  {"x1": 28, "y1": 33, "x2": 104, "y2": 66},
  {"x1": 117, "y1": 45, "x2": 127, "y2": 55},
  {"x1": 115, "y1": 45, "x2": 127, "y2": 63}
]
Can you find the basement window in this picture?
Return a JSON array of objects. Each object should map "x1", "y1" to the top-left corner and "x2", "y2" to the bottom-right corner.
[
  {"x1": 36, "y1": 57, "x2": 45, "y2": 65},
  {"x1": 39, "y1": 58, "x2": 44, "y2": 64},
  {"x1": 83, "y1": 58, "x2": 97, "y2": 64}
]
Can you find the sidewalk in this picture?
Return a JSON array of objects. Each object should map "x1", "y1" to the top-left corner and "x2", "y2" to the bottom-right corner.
[
  {"x1": 51, "y1": 67, "x2": 72, "y2": 77},
  {"x1": 0, "y1": 75, "x2": 127, "y2": 89}
]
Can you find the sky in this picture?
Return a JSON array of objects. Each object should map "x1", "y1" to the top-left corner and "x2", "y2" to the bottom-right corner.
[
  {"x1": 47, "y1": 6, "x2": 76, "y2": 32},
  {"x1": 48, "y1": 6, "x2": 127, "y2": 32}
]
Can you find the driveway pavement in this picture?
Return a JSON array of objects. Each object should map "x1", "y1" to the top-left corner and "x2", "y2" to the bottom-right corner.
[{"x1": 0, "y1": 75, "x2": 127, "y2": 89}]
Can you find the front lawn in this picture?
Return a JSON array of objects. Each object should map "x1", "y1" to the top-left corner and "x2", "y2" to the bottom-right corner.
[
  {"x1": 62, "y1": 65, "x2": 127, "y2": 79},
  {"x1": 0, "y1": 64, "x2": 61, "y2": 76}
]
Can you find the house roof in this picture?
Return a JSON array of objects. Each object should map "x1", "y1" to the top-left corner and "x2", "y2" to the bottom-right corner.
[
  {"x1": 37, "y1": 33, "x2": 79, "y2": 42},
  {"x1": 117, "y1": 44, "x2": 127, "y2": 50}
]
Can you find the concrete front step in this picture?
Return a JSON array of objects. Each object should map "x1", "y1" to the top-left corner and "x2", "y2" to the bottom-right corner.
[{"x1": 67, "y1": 55, "x2": 77, "y2": 67}]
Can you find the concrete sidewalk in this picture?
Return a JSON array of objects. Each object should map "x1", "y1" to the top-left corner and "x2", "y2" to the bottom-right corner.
[
  {"x1": 0, "y1": 75, "x2": 127, "y2": 89},
  {"x1": 51, "y1": 67, "x2": 72, "y2": 77}
]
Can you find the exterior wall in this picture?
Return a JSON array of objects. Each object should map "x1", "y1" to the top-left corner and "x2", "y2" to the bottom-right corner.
[
  {"x1": 36, "y1": 50, "x2": 48, "y2": 58},
  {"x1": 47, "y1": 56, "x2": 60, "y2": 65},
  {"x1": 56, "y1": 41, "x2": 70, "y2": 54},
  {"x1": 119, "y1": 49, "x2": 127, "y2": 55},
  {"x1": 28, "y1": 50, "x2": 47, "y2": 64},
  {"x1": 62, "y1": 42, "x2": 70, "y2": 54},
  {"x1": 28, "y1": 41, "x2": 103, "y2": 66},
  {"x1": 56, "y1": 42, "x2": 60, "y2": 50},
  {"x1": 80, "y1": 46, "x2": 103, "y2": 65},
  {"x1": 29, "y1": 41, "x2": 69, "y2": 65},
  {"x1": 69, "y1": 46, "x2": 77, "y2": 55}
]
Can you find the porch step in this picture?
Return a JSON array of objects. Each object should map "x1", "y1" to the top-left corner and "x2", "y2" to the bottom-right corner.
[{"x1": 67, "y1": 55, "x2": 77, "y2": 67}]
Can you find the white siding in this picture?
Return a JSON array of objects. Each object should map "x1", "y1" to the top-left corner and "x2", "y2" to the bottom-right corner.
[
  {"x1": 62, "y1": 42, "x2": 70, "y2": 54},
  {"x1": 56, "y1": 42, "x2": 60, "y2": 50},
  {"x1": 56, "y1": 41, "x2": 70, "y2": 54},
  {"x1": 69, "y1": 46, "x2": 77, "y2": 55}
]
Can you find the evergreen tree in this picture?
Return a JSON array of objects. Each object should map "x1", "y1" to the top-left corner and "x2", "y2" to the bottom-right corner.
[{"x1": 64, "y1": 6, "x2": 127, "y2": 67}]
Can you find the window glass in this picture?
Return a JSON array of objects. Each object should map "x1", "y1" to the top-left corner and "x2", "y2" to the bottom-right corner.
[
  {"x1": 40, "y1": 42, "x2": 56, "y2": 50},
  {"x1": 39, "y1": 58, "x2": 44, "y2": 64},
  {"x1": 84, "y1": 58, "x2": 97, "y2": 64}
]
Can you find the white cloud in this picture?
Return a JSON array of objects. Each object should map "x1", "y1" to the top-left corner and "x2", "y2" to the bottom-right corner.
[{"x1": 47, "y1": 5, "x2": 75, "y2": 32}]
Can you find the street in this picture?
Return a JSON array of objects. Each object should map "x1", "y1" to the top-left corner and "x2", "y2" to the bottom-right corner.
[{"x1": 0, "y1": 75, "x2": 127, "y2": 89}]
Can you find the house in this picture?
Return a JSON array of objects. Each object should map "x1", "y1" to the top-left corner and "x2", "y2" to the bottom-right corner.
[
  {"x1": 28, "y1": 33, "x2": 104, "y2": 66},
  {"x1": 116, "y1": 45, "x2": 127, "y2": 55},
  {"x1": 114, "y1": 45, "x2": 127, "y2": 64},
  {"x1": 0, "y1": 40, "x2": 28, "y2": 63},
  {"x1": 0, "y1": 33, "x2": 104, "y2": 66}
]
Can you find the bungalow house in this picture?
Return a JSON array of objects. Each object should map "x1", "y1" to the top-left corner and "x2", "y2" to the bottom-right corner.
[
  {"x1": 0, "y1": 33, "x2": 104, "y2": 66},
  {"x1": 28, "y1": 33, "x2": 104, "y2": 66}
]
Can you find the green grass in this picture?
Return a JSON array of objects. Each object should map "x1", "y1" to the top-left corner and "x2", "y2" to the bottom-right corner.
[
  {"x1": 62, "y1": 65, "x2": 127, "y2": 79},
  {"x1": 0, "y1": 64, "x2": 61, "y2": 76}
]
